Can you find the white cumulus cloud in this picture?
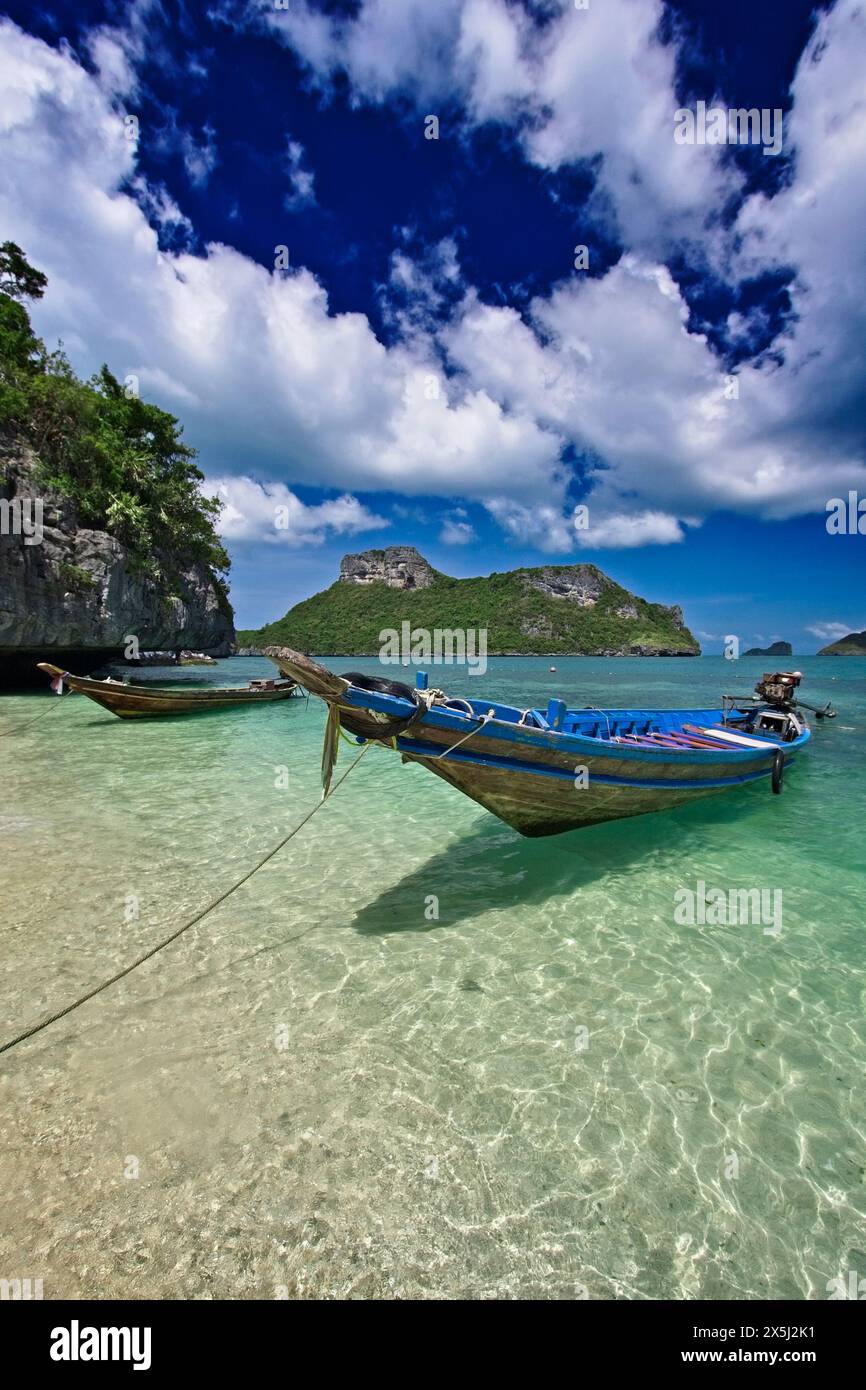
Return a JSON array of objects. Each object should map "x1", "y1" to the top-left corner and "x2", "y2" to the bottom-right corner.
[
  {"x1": 258, "y1": 0, "x2": 738, "y2": 252},
  {"x1": 805, "y1": 622, "x2": 857, "y2": 642},
  {"x1": 0, "y1": 19, "x2": 561, "y2": 512},
  {"x1": 205, "y1": 476, "x2": 388, "y2": 546},
  {"x1": 2, "y1": 3, "x2": 866, "y2": 558},
  {"x1": 439, "y1": 509, "x2": 476, "y2": 545},
  {"x1": 285, "y1": 137, "x2": 316, "y2": 208}
]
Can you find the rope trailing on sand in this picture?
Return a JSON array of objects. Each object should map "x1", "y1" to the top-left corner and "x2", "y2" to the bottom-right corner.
[{"x1": 0, "y1": 742, "x2": 372, "y2": 1057}]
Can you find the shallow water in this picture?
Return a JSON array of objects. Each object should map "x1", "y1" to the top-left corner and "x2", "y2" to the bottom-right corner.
[{"x1": 1, "y1": 655, "x2": 865, "y2": 1299}]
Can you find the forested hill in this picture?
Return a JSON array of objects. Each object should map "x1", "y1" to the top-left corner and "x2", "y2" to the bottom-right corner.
[{"x1": 239, "y1": 546, "x2": 700, "y2": 657}]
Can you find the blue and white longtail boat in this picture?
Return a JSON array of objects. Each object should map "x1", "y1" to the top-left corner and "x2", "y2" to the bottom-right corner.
[{"x1": 266, "y1": 650, "x2": 833, "y2": 838}]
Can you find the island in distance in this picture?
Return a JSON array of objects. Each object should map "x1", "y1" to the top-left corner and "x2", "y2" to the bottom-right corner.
[
  {"x1": 237, "y1": 546, "x2": 700, "y2": 657},
  {"x1": 817, "y1": 629, "x2": 866, "y2": 655},
  {"x1": 744, "y1": 641, "x2": 793, "y2": 656}
]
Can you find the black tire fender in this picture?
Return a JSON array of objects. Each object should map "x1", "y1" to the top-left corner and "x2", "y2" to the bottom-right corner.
[
  {"x1": 771, "y1": 749, "x2": 785, "y2": 794},
  {"x1": 339, "y1": 671, "x2": 418, "y2": 703}
]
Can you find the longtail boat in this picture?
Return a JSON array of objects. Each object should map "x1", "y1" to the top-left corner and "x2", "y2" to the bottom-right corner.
[
  {"x1": 265, "y1": 648, "x2": 834, "y2": 838},
  {"x1": 37, "y1": 663, "x2": 301, "y2": 719}
]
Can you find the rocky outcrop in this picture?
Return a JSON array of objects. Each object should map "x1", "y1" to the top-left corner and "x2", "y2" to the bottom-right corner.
[
  {"x1": 0, "y1": 445, "x2": 234, "y2": 683},
  {"x1": 518, "y1": 563, "x2": 693, "y2": 648},
  {"x1": 520, "y1": 615, "x2": 554, "y2": 639},
  {"x1": 340, "y1": 545, "x2": 437, "y2": 590},
  {"x1": 744, "y1": 641, "x2": 793, "y2": 657},
  {"x1": 519, "y1": 563, "x2": 609, "y2": 606},
  {"x1": 602, "y1": 643, "x2": 695, "y2": 657}
]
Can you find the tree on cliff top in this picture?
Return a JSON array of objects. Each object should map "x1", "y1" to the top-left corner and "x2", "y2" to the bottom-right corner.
[
  {"x1": 0, "y1": 244, "x2": 230, "y2": 600},
  {"x1": 0, "y1": 241, "x2": 48, "y2": 301}
]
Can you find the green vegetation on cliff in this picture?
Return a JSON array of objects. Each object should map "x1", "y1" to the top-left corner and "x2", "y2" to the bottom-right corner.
[
  {"x1": 239, "y1": 551, "x2": 699, "y2": 656},
  {"x1": 0, "y1": 242, "x2": 230, "y2": 607},
  {"x1": 817, "y1": 630, "x2": 866, "y2": 655}
]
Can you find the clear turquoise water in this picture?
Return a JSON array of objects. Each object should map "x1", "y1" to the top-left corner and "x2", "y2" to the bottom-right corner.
[{"x1": 1, "y1": 655, "x2": 865, "y2": 1299}]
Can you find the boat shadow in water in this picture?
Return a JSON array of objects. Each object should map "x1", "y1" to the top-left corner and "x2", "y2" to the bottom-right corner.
[{"x1": 350, "y1": 783, "x2": 777, "y2": 936}]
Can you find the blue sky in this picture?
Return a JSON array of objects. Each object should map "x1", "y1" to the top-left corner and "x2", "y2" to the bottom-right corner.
[{"x1": 1, "y1": 0, "x2": 864, "y2": 649}]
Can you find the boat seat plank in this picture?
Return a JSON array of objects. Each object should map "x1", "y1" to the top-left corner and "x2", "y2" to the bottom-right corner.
[{"x1": 683, "y1": 724, "x2": 780, "y2": 750}]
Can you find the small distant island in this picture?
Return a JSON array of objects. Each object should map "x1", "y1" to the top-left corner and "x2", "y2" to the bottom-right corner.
[
  {"x1": 744, "y1": 641, "x2": 793, "y2": 657},
  {"x1": 817, "y1": 629, "x2": 866, "y2": 655},
  {"x1": 238, "y1": 546, "x2": 701, "y2": 657}
]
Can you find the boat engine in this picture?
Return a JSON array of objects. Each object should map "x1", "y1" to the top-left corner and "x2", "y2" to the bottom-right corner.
[
  {"x1": 751, "y1": 669, "x2": 835, "y2": 733},
  {"x1": 754, "y1": 670, "x2": 802, "y2": 707},
  {"x1": 750, "y1": 671, "x2": 804, "y2": 742}
]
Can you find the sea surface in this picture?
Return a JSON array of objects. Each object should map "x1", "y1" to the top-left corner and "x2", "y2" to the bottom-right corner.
[{"x1": 1, "y1": 655, "x2": 865, "y2": 1300}]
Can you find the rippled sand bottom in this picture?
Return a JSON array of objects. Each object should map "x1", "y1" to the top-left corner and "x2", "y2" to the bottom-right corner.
[{"x1": 2, "y1": 657, "x2": 865, "y2": 1299}]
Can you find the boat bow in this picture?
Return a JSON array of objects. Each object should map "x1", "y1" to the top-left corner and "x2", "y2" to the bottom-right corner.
[{"x1": 264, "y1": 647, "x2": 351, "y2": 700}]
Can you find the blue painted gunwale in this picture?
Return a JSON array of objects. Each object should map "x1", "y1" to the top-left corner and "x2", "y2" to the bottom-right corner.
[
  {"x1": 338, "y1": 684, "x2": 811, "y2": 767},
  {"x1": 393, "y1": 734, "x2": 798, "y2": 791}
]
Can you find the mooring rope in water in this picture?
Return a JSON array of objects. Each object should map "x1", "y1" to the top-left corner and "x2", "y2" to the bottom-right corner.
[
  {"x1": 0, "y1": 697, "x2": 63, "y2": 738},
  {"x1": 0, "y1": 741, "x2": 372, "y2": 1057}
]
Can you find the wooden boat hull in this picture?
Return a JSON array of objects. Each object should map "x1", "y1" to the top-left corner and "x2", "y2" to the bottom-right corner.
[
  {"x1": 264, "y1": 647, "x2": 810, "y2": 837},
  {"x1": 37, "y1": 664, "x2": 299, "y2": 718},
  {"x1": 395, "y1": 732, "x2": 782, "y2": 835}
]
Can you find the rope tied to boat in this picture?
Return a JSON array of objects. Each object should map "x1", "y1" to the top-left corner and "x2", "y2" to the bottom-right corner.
[
  {"x1": 434, "y1": 708, "x2": 495, "y2": 759},
  {"x1": 0, "y1": 741, "x2": 373, "y2": 1058},
  {"x1": 381, "y1": 685, "x2": 496, "y2": 761},
  {"x1": 320, "y1": 688, "x2": 438, "y2": 795}
]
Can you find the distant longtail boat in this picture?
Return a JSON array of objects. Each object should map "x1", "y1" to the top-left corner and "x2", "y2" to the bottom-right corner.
[
  {"x1": 265, "y1": 648, "x2": 834, "y2": 838},
  {"x1": 37, "y1": 663, "x2": 301, "y2": 718}
]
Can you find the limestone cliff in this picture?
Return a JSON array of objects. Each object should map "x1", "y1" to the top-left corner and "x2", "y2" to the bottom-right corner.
[
  {"x1": 339, "y1": 546, "x2": 438, "y2": 589},
  {"x1": 0, "y1": 443, "x2": 234, "y2": 684}
]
